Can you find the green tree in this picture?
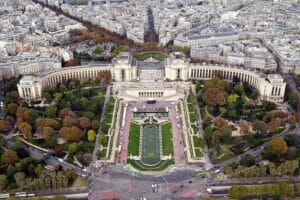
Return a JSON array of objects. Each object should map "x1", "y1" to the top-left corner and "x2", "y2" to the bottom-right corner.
[
  {"x1": 18, "y1": 122, "x2": 32, "y2": 138},
  {"x1": 227, "y1": 93, "x2": 239, "y2": 104},
  {"x1": 93, "y1": 46, "x2": 104, "y2": 55},
  {"x1": 78, "y1": 117, "x2": 91, "y2": 130},
  {"x1": 252, "y1": 120, "x2": 267, "y2": 134},
  {"x1": 6, "y1": 165, "x2": 18, "y2": 183},
  {"x1": 241, "y1": 155, "x2": 255, "y2": 167},
  {"x1": 65, "y1": 169, "x2": 77, "y2": 182},
  {"x1": 0, "y1": 175, "x2": 7, "y2": 190},
  {"x1": 87, "y1": 129, "x2": 96, "y2": 142},
  {"x1": 34, "y1": 164, "x2": 43, "y2": 177},
  {"x1": 266, "y1": 137, "x2": 288, "y2": 158},
  {"x1": 45, "y1": 105, "x2": 57, "y2": 118},
  {"x1": 14, "y1": 172, "x2": 25, "y2": 187},
  {"x1": 2, "y1": 149, "x2": 18, "y2": 165},
  {"x1": 68, "y1": 143, "x2": 79, "y2": 155},
  {"x1": 288, "y1": 92, "x2": 299, "y2": 110},
  {"x1": 53, "y1": 93, "x2": 63, "y2": 102},
  {"x1": 42, "y1": 126, "x2": 56, "y2": 140}
]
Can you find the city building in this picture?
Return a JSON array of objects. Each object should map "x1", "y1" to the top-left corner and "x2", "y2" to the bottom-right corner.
[{"x1": 17, "y1": 52, "x2": 286, "y2": 103}]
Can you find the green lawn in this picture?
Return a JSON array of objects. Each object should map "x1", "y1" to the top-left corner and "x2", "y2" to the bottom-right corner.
[
  {"x1": 96, "y1": 149, "x2": 107, "y2": 159},
  {"x1": 127, "y1": 159, "x2": 174, "y2": 171},
  {"x1": 101, "y1": 97, "x2": 115, "y2": 134},
  {"x1": 161, "y1": 123, "x2": 173, "y2": 156},
  {"x1": 136, "y1": 53, "x2": 168, "y2": 61},
  {"x1": 194, "y1": 149, "x2": 202, "y2": 157},
  {"x1": 189, "y1": 112, "x2": 198, "y2": 124},
  {"x1": 98, "y1": 135, "x2": 109, "y2": 147},
  {"x1": 191, "y1": 124, "x2": 199, "y2": 134},
  {"x1": 193, "y1": 136, "x2": 205, "y2": 148},
  {"x1": 128, "y1": 123, "x2": 140, "y2": 156}
]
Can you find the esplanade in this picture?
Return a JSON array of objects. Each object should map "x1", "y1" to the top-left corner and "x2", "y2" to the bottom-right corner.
[{"x1": 17, "y1": 52, "x2": 286, "y2": 103}]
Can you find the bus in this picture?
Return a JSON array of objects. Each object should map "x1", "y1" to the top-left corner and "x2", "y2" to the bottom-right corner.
[{"x1": 0, "y1": 193, "x2": 9, "y2": 199}]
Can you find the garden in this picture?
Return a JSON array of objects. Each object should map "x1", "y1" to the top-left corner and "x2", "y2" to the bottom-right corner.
[
  {"x1": 1, "y1": 75, "x2": 113, "y2": 168},
  {"x1": 194, "y1": 77, "x2": 297, "y2": 164},
  {"x1": 134, "y1": 53, "x2": 168, "y2": 61}
]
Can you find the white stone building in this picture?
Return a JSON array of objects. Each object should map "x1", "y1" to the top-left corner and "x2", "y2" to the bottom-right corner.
[{"x1": 17, "y1": 52, "x2": 286, "y2": 103}]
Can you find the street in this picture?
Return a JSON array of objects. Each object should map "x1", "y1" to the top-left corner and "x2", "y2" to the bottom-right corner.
[{"x1": 0, "y1": 81, "x2": 4, "y2": 118}]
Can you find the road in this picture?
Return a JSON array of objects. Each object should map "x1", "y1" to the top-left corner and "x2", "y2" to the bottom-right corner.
[
  {"x1": 146, "y1": 6, "x2": 156, "y2": 46},
  {"x1": 89, "y1": 165, "x2": 204, "y2": 199},
  {"x1": 284, "y1": 74, "x2": 300, "y2": 97},
  {"x1": 0, "y1": 81, "x2": 4, "y2": 118}
]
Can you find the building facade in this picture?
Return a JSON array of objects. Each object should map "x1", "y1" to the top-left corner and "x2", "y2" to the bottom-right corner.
[{"x1": 17, "y1": 52, "x2": 286, "y2": 103}]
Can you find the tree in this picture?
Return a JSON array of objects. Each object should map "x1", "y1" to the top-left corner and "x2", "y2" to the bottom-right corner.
[
  {"x1": 267, "y1": 118, "x2": 281, "y2": 133},
  {"x1": 266, "y1": 137, "x2": 288, "y2": 157},
  {"x1": 45, "y1": 105, "x2": 57, "y2": 118},
  {"x1": 240, "y1": 155, "x2": 255, "y2": 167},
  {"x1": 91, "y1": 120, "x2": 100, "y2": 131},
  {"x1": 78, "y1": 117, "x2": 91, "y2": 130},
  {"x1": 227, "y1": 93, "x2": 239, "y2": 104},
  {"x1": 34, "y1": 164, "x2": 43, "y2": 177},
  {"x1": 0, "y1": 119, "x2": 12, "y2": 133},
  {"x1": 0, "y1": 135, "x2": 6, "y2": 148},
  {"x1": 234, "y1": 85, "x2": 244, "y2": 95},
  {"x1": 252, "y1": 120, "x2": 267, "y2": 134},
  {"x1": 65, "y1": 169, "x2": 77, "y2": 182},
  {"x1": 0, "y1": 175, "x2": 7, "y2": 190},
  {"x1": 16, "y1": 107, "x2": 32, "y2": 123},
  {"x1": 2, "y1": 149, "x2": 18, "y2": 165},
  {"x1": 68, "y1": 143, "x2": 79, "y2": 155},
  {"x1": 87, "y1": 129, "x2": 96, "y2": 142},
  {"x1": 42, "y1": 126, "x2": 56, "y2": 140},
  {"x1": 203, "y1": 77, "x2": 226, "y2": 91},
  {"x1": 288, "y1": 115, "x2": 297, "y2": 126},
  {"x1": 7, "y1": 103, "x2": 18, "y2": 115},
  {"x1": 59, "y1": 108, "x2": 76, "y2": 119},
  {"x1": 288, "y1": 92, "x2": 299, "y2": 110},
  {"x1": 239, "y1": 121, "x2": 250, "y2": 135},
  {"x1": 261, "y1": 101, "x2": 277, "y2": 112},
  {"x1": 60, "y1": 126, "x2": 83, "y2": 142},
  {"x1": 18, "y1": 122, "x2": 32, "y2": 138},
  {"x1": 83, "y1": 111, "x2": 95, "y2": 120},
  {"x1": 203, "y1": 87, "x2": 228, "y2": 107},
  {"x1": 93, "y1": 46, "x2": 104, "y2": 55},
  {"x1": 213, "y1": 117, "x2": 227, "y2": 130},
  {"x1": 63, "y1": 116, "x2": 78, "y2": 127},
  {"x1": 82, "y1": 153, "x2": 92, "y2": 166},
  {"x1": 14, "y1": 172, "x2": 25, "y2": 187},
  {"x1": 36, "y1": 118, "x2": 61, "y2": 130}
]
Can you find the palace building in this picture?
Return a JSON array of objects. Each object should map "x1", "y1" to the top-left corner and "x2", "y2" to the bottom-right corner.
[{"x1": 17, "y1": 52, "x2": 286, "y2": 103}]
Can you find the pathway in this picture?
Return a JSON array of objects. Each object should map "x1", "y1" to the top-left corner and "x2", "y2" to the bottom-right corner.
[
  {"x1": 89, "y1": 86, "x2": 111, "y2": 170},
  {"x1": 169, "y1": 103, "x2": 185, "y2": 164},
  {"x1": 117, "y1": 103, "x2": 134, "y2": 164}
]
